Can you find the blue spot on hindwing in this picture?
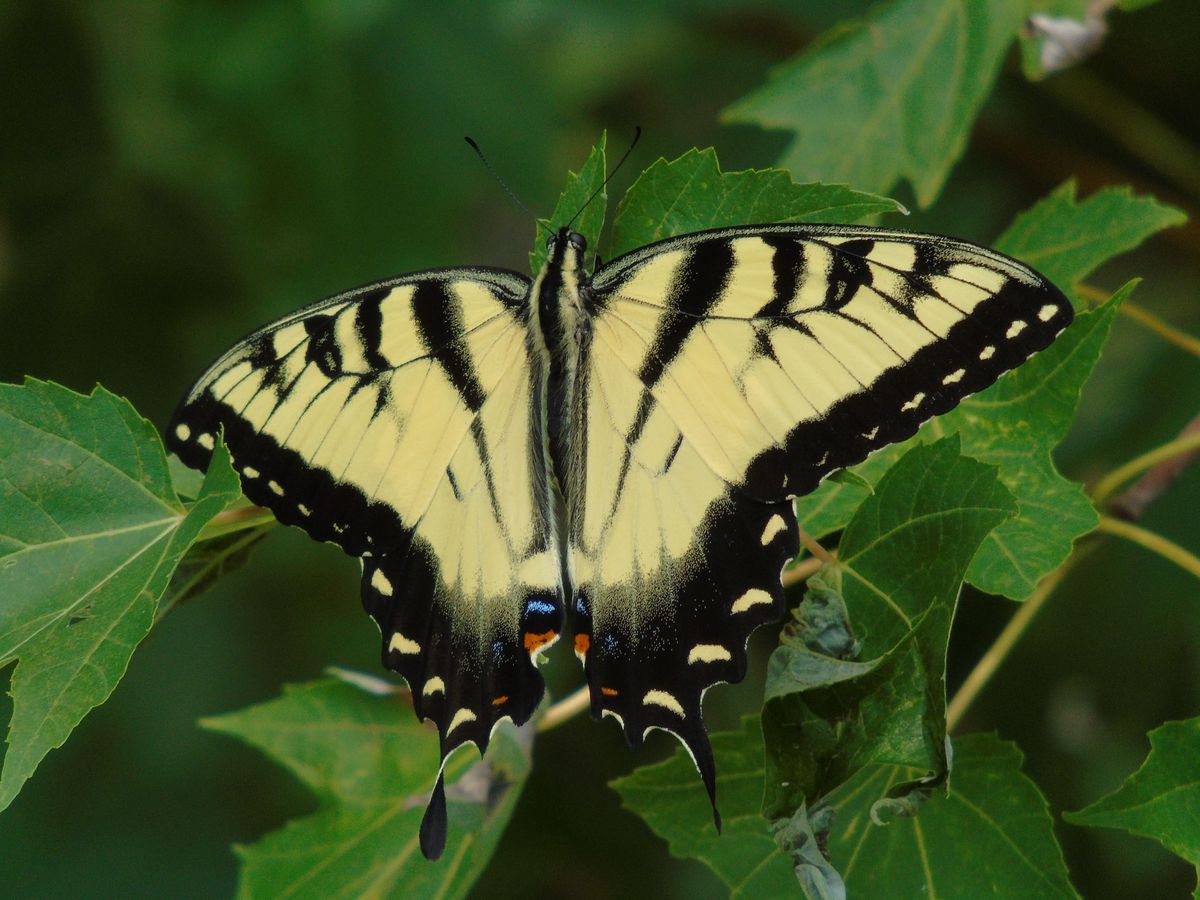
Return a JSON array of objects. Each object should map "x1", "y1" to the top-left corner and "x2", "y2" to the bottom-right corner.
[{"x1": 525, "y1": 598, "x2": 557, "y2": 617}]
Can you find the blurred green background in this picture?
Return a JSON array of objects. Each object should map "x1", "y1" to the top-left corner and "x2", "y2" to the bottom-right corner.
[{"x1": 2, "y1": 2, "x2": 1198, "y2": 897}]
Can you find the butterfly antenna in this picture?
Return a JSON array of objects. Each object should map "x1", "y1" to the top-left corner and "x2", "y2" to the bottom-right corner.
[
  {"x1": 566, "y1": 126, "x2": 642, "y2": 232},
  {"x1": 464, "y1": 136, "x2": 550, "y2": 238}
]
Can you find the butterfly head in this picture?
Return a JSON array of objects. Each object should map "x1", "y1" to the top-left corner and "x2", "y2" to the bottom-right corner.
[{"x1": 546, "y1": 227, "x2": 588, "y2": 272}]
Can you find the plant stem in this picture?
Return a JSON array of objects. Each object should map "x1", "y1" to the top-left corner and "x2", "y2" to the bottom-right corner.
[
  {"x1": 1078, "y1": 283, "x2": 1200, "y2": 357},
  {"x1": 537, "y1": 686, "x2": 591, "y2": 732},
  {"x1": 797, "y1": 527, "x2": 834, "y2": 563},
  {"x1": 782, "y1": 556, "x2": 824, "y2": 588},
  {"x1": 1091, "y1": 430, "x2": 1200, "y2": 508},
  {"x1": 1119, "y1": 303, "x2": 1200, "y2": 358},
  {"x1": 946, "y1": 557, "x2": 1077, "y2": 731},
  {"x1": 1096, "y1": 516, "x2": 1200, "y2": 581}
]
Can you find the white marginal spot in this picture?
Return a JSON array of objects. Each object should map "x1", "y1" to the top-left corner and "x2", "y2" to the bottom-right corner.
[
  {"x1": 268, "y1": 480, "x2": 285, "y2": 495},
  {"x1": 688, "y1": 644, "x2": 732, "y2": 665},
  {"x1": 371, "y1": 568, "x2": 394, "y2": 597},
  {"x1": 423, "y1": 677, "x2": 445, "y2": 697},
  {"x1": 760, "y1": 514, "x2": 787, "y2": 546},
  {"x1": 197, "y1": 433, "x2": 215, "y2": 450},
  {"x1": 643, "y1": 690, "x2": 685, "y2": 717},
  {"x1": 863, "y1": 426, "x2": 879, "y2": 440},
  {"x1": 901, "y1": 391, "x2": 926, "y2": 413},
  {"x1": 942, "y1": 368, "x2": 965, "y2": 385},
  {"x1": 732, "y1": 588, "x2": 774, "y2": 614},
  {"x1": 979, "y1": 345, "x2": 995, "y2": 361},
  {"x1": 298, "y1": 503, "x2": 312, "y2": 516},
  {"x1": 388, "y1": 632, "x2": 420, "y2": 655},
  {"x1": 1039, "y1": 304, "x2": 1059, "y2": 322},
  {"x1": 174, "y1": 423, "x2": 191, "y2": 441},
  {"x1": 242, "y1": 466, "x2": 260, "y2": 479},
  {"x1": 1006, "y1": 320, "x2": 1027, "y2": 339},
  {"x1": 601, "y1": 709, "x2": 625, "y2": 728},
  {"x1": 447, "y1": 707, "x2": 477, "y2": 736}
]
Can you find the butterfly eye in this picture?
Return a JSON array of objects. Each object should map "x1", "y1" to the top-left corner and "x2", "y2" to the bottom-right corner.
[
  {"x1": 569, "y1": 233, "x2": 587, "y2": 251},
  {"x1": 546, "y1": 236, "x2": 556, "y2": 251}
]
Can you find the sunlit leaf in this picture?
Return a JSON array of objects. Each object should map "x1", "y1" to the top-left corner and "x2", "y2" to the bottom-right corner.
[
  {"x1": 529, "y1": 134, "x2": 607, "y2": 274},
  {"x1": 611, "y1": 717, "x2": 797, "y2": 897},
  {"x1": 826, "y1": 734, "x2": 1078, "y2": 897},
  {"x1": 615, "y1": 727, "x2": 1077, "y2": 898},
  {"x1": 203, "y1": 678, "x2": 532, "y2": 900},
  {"x1": 994, "y1": 182, "x2": 1186, "y2": 302},
  {"x1": 0, "y1": 379, "x2": 241, "y2": 811},
  {"x1": 609, "y1": 147, "x2": 902, "y2": 257},
  {"x1": 722, "y1": 0, "x2": 1025, "y2": 207}
]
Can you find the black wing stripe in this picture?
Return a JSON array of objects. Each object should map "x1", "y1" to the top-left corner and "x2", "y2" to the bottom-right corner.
[
  {"x1": 637, "y1": 240, "x2": 734, "y2": 387},
  {"x1": 412, "y1": 280, "x2": 487, "y2": 412}
]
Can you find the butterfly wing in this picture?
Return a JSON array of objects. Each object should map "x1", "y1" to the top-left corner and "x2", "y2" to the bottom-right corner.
[
  {"x1": 166, "y1": 267, "x2": 561, "y2": 857},
  {"x1": 571, "y1": 225, "x2": 1072, "y2": 817}
]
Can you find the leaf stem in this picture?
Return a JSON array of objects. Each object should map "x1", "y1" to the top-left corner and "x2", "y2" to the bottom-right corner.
[
  {"x1": 797, "y1": 528, "x2": 835, "y2": 563},
  {"x1": 1095, "y1": 516, "x2": 1200, "y2": 581},
  {"x1": 1078, "y1": 283, "x2": 1200, "y2": 357},
  {"x1": 537, "y1": 686, "x2": 591, "y2": 732},
  {"x1": 946, "y1": 557, "x2": 1077, "y2": 732},
  {"x1": 1091, "y1": 430, "x2": 1200, "y2": 509},
  {"x1": 782, "y1": 556, "x2": 824, "y2": 588},
  {"x1": 1118, "y1": 303, "x2": 1200, "y2": 358}
]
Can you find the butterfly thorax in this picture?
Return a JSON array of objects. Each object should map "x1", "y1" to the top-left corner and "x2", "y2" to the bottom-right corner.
[{"x1": 531, "y1": 228, "x2": 591, "y2": 590}]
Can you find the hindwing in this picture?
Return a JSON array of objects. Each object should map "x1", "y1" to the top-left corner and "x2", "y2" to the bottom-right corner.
[{"x1": 568, "y1": 225, "x2": 1072, "y2": 817}]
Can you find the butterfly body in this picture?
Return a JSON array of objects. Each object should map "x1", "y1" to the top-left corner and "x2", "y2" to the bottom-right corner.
[{"x1": 168, "y1": 221, "x2": 1072, "y2": 858}]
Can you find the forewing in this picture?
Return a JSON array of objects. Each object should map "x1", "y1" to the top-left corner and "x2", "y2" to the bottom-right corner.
[
  {"x1": 167, "y1": 268, "x2": 562, "y2": 855},
  {"x1": 572, "y1": 225, "x2": 1072, "y2": 817}
]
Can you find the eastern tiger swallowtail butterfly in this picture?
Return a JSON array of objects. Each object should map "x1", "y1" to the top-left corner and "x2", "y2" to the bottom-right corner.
[{"x1": 167, "y1": 221, "x2": 1071, "y2": 859}]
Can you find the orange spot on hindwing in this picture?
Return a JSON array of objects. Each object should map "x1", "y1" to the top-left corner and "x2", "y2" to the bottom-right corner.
[
  {"x1": 523, "y1": 630, "x2": 557, "y2": 654},
  {"x1": 574, "y1": 634, "x2": 590, "y2": 655}
]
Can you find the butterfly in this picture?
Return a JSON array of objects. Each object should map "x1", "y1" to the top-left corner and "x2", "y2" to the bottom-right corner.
[{"x1": 167, "y1": 220, "x2": 1072, "y2": 858}]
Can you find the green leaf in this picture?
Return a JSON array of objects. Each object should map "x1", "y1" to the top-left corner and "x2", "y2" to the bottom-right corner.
[
  {"x1": 826, "y1": 733, "x2": 1079, "y2": 897},
  {"x1": 1065, "y1": 717, "x2": 1200, "y2": 886},
  {"x1": 763, "y1": 438, "x2": 1016, "y2": 819},
  {"x1": 609, "y1": 147, "x2": 903, "y2": 257},
  {"x1": 722, "y1": 0, "x2": 1025, "y2": 207},
  {"x1": 0, "y1": 379, "x2": 241, "y2": 811},
  {"x1": 611, "y1": 717, "x2": 798, "y2": 897},
  {"x1": 203, "y1": 679, "x2": 532, "y2": 899},
  {"x1": 529, "y1": 133, "x2": 607, "y2": 275},
  {"x1": 615, "y1": 727, "x2": 1076, "y2": 898},
  {"x1": 994, "y1": 182, "x2": 1186, "y2": 301}
]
